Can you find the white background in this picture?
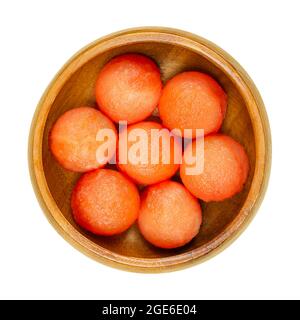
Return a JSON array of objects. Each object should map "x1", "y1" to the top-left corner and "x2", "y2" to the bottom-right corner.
[{"x1": 0, "y1": 0, "x2": 299, "y2": 300}]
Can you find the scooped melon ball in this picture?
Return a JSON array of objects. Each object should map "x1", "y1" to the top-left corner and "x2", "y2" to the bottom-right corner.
[
  {"x1": 180, "y1": 134, "x2": 249, "y2": 202},
  {"x1": 49, "y1": 107, "x2": 117, "y2": 172},
  {"x1": 138, "y1": 180, "x2": 202, "y2": 249},
  {"x1": 95, "y1": 53, "x2": 162, "y2": 124},
  {"x1": 158, "y1": 71, "x2": 227, "y2": 138},
  {"x1": 117, "y1": 121, "x2": 181, "y2": 185},
  {"x1": 219, "y1": 134, "x2": 249, "y2": 185},
  {"x1": 71, "y1": 169, "x2": 140, "y2": 236}
]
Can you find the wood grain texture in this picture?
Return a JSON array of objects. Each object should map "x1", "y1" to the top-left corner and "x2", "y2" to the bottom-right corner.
[{"x1": 28, "y1": 27, "x2": 271, "y2": 272}]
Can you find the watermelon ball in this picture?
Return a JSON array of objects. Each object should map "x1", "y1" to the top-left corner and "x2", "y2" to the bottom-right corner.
[
  {"x1": 158, "y1": 71, "x2": 227, "y2": 138},
  {"x1": 95, "y1": 53, "x2": 162, "y2": 124},
  {"x1": 49, "y1": 107, "x2": 117, "y2": 172},
  {"x1": 71, "y1": 169, "x2": 140, "y2": 236},
  {"x1": 138, "y1": 180, "x2": 202, "y2": 249},
  {"x1": 220, "y1": 135, "x2": 249, "y2": 185},
  {"x1": 180, "y1": 134, "x2": 249, "y2": 202},
  {"x1": 117, "y1": 121, "x2": 181, "y2": 185}
]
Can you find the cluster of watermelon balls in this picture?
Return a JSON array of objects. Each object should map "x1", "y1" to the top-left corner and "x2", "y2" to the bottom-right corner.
[{"x1": 50, "y1": 53, "x2": 249, "y2": 249}]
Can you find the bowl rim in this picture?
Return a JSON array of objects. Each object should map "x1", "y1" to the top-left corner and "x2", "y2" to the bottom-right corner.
[{"x1": 28, "y1": 26, "x2": 272, "y2": 273}]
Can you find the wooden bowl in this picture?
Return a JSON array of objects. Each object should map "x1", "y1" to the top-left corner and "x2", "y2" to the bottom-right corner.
[{"x1": 29, "y1": 27, "x2": 271, "y2": 272}]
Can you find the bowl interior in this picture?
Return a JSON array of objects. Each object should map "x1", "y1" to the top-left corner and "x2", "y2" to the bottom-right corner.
[{"x1": 41, "y1": 40, "x2": 255, "y2": 260}]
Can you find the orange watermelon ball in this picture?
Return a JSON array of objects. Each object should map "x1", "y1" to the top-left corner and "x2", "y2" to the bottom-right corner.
[
  {"x1": 219, "y1": 135, "x2": 249, "y2": 186},
  {"x1": 158, "y1": 71, "x2": 227, "y2": 138},
  {"x1": 118, "y1": 121, "x2": 181, "y2": 185},
  {"x1": 71, "y1": 169, "x2": 140, "y2": 236},
  {"x1": 95, "y1": 53, "x2": 162, "y2": 124},
  {"x1": 180, "y1": 134, "x2": 249, "y2": 202},
  {"x1": 49, "y1": 107, "x2": 117, "y2": 172},
  {"x1": 138, "y1": 181, "x2": 202, "y2": 249}
]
